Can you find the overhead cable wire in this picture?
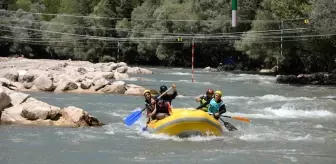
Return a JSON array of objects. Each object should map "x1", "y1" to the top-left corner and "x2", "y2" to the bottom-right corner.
[{"x1": 0, "y1": 9, "x2": 308, "y2": 22}]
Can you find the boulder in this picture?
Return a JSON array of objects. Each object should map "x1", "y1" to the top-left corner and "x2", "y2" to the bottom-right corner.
[
  {"x1": 126, "y1": 67, "x2": 153, "y2": 74},
  {"x1": 116, "y1": 66, "x2": 128, "y2": 73},
  {"x1": 100, "y1": 84, "x2": 126, "y2": 94},
  {"x1": 124, "y1": 87, "x2": 146, "y2": 96},
  {"x1": 124, "y1": 84, "x2": 146, "y2": 96},
  {"x1": 92, "y1": 76, "x2": 109, "y2": 91},
  {"x1": 23, "y1": 82, "x2": 33, "y2": 89},
  {"x1": 18, "y1": 70, "x2": 35, "y2": 83},
  {"x1": 1, "y1": 105, "x2": 28, "y2": 124},
  {"x1": 61, "y1": 106, "x2": 104, "y2": 127},
  {"x1": 117, "y1": 62, "x2": 127, "y2": 68},
  {"x1": 55, "y1": 79, "x2": 78, "y2": 92},
  {"x1": 8, "y1": 92, "x2": 30, "y2": 106},
  {"x1": 0, "y1": 87, "x2": 12, "y2": 111},
  {"x1": 33, "y1": 74, "x2": 55, "y2": 91},
  {"x1": 101, "y1": 72, "x2": 115, "y2": 79},
  {"x1": 77, "y1": 67, "x2": 87, "y2": 75},
  {"x1": 114, "y1": 72, "x2": 129, "y2": 80},
  {"x1": 3, "y1": 69, "x2": 19, "y2": 82},
  {"x1": 80, "y1": 79, "x2": 92, "y2": 89},
  {"x1": 20, "y1": 97, "x2": 61, "y2": 120}
]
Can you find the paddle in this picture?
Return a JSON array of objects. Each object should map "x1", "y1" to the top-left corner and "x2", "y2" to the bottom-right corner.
[
  {"x1": 124, "y1": 107, "x2": 146, "y2": 126},
  {"x1": 221, "y1": 115, "x2": 250, "y2": 123},
  {"x1": 124, "y1": 87, "x2": 172, "y2": 126},
  {"x1": 219, "y1": 117, "x2": 238, "y2": 131},
  {"x1": 209, "y1": 113, "x2": 238, "y2": 131}
]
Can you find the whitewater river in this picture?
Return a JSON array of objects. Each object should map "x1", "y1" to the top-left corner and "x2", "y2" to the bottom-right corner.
[{"x1": 1, "y1": 68, "x2": 335, "y2": 164}]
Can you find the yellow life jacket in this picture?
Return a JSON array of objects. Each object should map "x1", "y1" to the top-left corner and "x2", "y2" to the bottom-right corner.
[{"x1": 200, "y1": 97, "x2": 210, "y2": 112}]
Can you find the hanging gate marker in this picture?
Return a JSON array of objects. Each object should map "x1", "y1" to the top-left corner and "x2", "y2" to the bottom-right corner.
[
  {"x1": 192, "y1": 39, "x2": 195, "y2": 83},
  {"x1": 232, "y1": 0, "x2": 237, "y2": 27}
]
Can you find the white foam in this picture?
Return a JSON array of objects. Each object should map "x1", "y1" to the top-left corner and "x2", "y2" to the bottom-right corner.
[
  {"x1": 103, "y1": 123, "x2": 136, "y2": 135},
  {"x1": 165, "y1": 72, "x2": 191, "y2": 75},
  {"x1": 283, "y1": 156, "x2": 298, "y2": 162},
  {"x1": 159, "y1": 79, "x2": 215, "y2": 86},
  {"x1": 222, "y1": 95, "x2": 315, "y2": 102},
  {"x1": 226, "y1": 73, "x2": 275, "y2": 81},
  {"x1": 139, "y1": 130, "x2": 229, "y2": 142},
  {"x1": 263, "y1": 107, "x2": 335, "y2": 118},
  {"x1": 227, "y1": 105, "x2": 335, "y2": 120},
  {"x1": 258, "y1": 94, "x2": 316, "y2": 101},
  {"x1": 314, "y1": 124, "x2": 323, "y2": 129},
  {"x1": 108, "y1": 112, "x2": 123, "y2": 117},
  {"x1": 239, "y1": 132, "x2": 324, "y2": 142},
  {"x1": 324, "y1": 96, "x2": 336, "y2": 99}
]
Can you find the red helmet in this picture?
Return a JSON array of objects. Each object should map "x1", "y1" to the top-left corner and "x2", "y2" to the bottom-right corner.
[{"x1": 206, "y1": 88, "x2": 214, "y2": 95}]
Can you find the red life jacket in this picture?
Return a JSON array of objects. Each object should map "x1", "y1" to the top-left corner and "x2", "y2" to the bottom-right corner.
[{"x1": 156, "y1": 101, "x2": 171, "y2": 114}]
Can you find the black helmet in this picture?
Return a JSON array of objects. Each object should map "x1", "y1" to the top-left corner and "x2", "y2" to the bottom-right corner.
[{"x1": 159, "y1": 85, "x2": 168, "y2": 93}]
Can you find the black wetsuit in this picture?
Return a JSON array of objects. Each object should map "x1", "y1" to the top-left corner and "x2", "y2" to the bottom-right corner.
[{"x1": 153, "y1": 90, "x2": 178, "y2": 105}]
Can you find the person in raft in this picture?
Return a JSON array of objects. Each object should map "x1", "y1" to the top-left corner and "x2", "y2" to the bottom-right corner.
[
  {"x1": 143, "y1": 90, "x2": 156, "y2": 124},
  {"x1": 148, "y1": 99, "x2": 172, "y2": 121},
  {"x1": 207, "y1": 90, "x2": 226, "y2": 120},
  {"x1": 153, "y1": 84, "x2": 178, "y2": 106},
  {"x1": 195, "y1": 88, "x2": 215, "y2": 111}
]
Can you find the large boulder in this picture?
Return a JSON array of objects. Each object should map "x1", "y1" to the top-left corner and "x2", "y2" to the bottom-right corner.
[
  {"x1": 61, "y1": 106, "x2": 104, "y2": 127},
  {"x1": 1, "y1": 105, "x2": 28, "y2": 124},
  {"x1": 0, "y1": 85, "x2": 104, "y2": 127},
  {"x1": 0, "y1": 87, "x2": 12, "y2": 111},
  {"x1": 126, "y1": 67, "x2": 153, "y2": 74},
  {"x1": 20, "y1": 97, "x2": 61, "y2": 120},
  {"x1": 100, "y1": 84, "x2": 126, "y2": 94},
  {"x1": 3, "y1": 69, "x2": 19, "y2": 82},
  {"x1": 55, "y1": 79, "x2": 78, "y2": 92},
  {"x1": 117, "y1": 62, "x2": 127, "y2": 67},
  {"x1": 124, "y1": 84, "x2": 146, "y2": 96},
  {"x1": 80, "y1": 79, "x2": 92, "y2": 89},
  {"x1": 18, "y1": 70, "x2": 35, "y2": 83},
  {"x1": 92, "y1": 76, "x2": 109, "y2": 91},
  {"x1": 8, "y1": 92, "x2": 29, "y2": 106},
  {"x1": 33, "y1": 74, "x2": 55, "y2": 91},
  {"x1": 114, "y1": 72, "x2": 129, "y2": 80},
  {"x1": 116, "y1": 66, "x2": 128, "y2": 73}
]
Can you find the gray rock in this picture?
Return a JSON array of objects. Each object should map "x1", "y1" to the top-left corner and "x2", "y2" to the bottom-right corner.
[
  {"x1": 0, "y1": 87, "x2": 12, "y2": 111},
  {"x1": 33, "y1": 74, "x2": 55, "y2": 91}
]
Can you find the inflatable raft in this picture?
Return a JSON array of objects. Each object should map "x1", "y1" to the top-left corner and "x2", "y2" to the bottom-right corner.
[{"x1": 145, "y1": 108, "x2": 224, "y2": 137}]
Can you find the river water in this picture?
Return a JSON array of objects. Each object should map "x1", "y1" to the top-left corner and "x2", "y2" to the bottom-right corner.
[{"x1": 1, "y1": 68, "x2": 336, "y2": 164}]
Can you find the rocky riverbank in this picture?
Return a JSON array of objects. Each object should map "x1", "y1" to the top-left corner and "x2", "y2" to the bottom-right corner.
[
  {"x1": 0, "y1": 84, "x2": 104, "y2": 127},
  {"x1": 276, "y1": 73, "x2": 336, "y2": 85},
  {"x1": 0, "y1": 57, "x2": 155, "y2": 96}
]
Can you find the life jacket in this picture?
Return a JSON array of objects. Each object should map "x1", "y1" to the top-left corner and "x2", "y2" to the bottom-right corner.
[
  {"x1": 200, "y1": 96, "x2": 211, "y2": 112},
  {"x1": 208, "y1": 98, "x2": 224, "y2": 114},
  {"x1": 145, "y1": 98, "x2": 155, "y2": 114},
  {"x1": 156, "y1": 101, "x2": 171, "y2": 114}
]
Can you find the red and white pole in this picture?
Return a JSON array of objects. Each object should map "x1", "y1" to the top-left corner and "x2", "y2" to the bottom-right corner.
[{"x1": 192, "y1": 39, "x2": 195, "y2": 83}]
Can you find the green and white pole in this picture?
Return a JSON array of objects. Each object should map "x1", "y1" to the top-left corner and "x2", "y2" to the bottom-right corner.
[{"x1": 232, "y1": 0, "x2": 237, "y2": 27}]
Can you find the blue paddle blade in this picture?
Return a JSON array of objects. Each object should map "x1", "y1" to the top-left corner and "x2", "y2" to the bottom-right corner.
[{"x1": 124, "y1": 108, "x2": 143, "y2": 126}]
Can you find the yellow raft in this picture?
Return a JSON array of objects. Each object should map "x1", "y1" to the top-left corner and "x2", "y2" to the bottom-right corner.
[{"x1": 146, "y1": 108, "x2": 224, "y2": 137}]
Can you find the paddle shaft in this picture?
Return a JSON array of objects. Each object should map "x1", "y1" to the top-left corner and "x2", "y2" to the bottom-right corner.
[
  {"x1": 221, "y1": 115, "x2": 250, "y2": 123},
  {"x1": 157, "y1": 87, "x2": 172, "y2": 99}
]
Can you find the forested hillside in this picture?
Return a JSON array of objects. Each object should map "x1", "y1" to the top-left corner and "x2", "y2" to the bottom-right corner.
[{"x1": 0, "y1": 0, "x2": 335, "y2": 74}]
